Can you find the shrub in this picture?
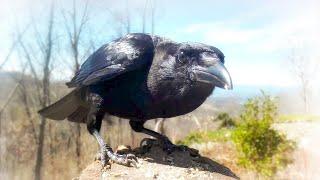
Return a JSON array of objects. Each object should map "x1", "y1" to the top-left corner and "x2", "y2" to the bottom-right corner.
[
  {"x1": 231, "y1": 92, "x2": 296, "y2": 177},
  {"x1": 177, "y1": 128, "x2": 232, "y2": 146},
  {"x1": 214, "y1": 112, "x2": 236, "y2": 129}
]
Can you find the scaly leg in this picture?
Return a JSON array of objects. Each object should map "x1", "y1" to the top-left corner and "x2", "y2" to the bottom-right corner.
[
  {"x1": 87, "y1": 93, "x2": 137, "y2": 167},
  {"x1": 129, "y1": 120, "x2": 180, "y2": 153}
]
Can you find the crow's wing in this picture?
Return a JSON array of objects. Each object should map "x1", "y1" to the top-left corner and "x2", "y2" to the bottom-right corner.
[{"x1": 66, "y1": 33, "x2": 155, "y2": 87}]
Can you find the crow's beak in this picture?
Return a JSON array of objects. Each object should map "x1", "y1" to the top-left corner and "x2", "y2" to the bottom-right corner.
[{"x1": 192, "y1": 61, "x2": 233, "y2": 90}]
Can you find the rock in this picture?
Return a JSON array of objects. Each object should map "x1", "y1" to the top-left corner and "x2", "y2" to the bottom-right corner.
[{"x1": 77, "y1": 138, "x2": 239, "y2": 180}]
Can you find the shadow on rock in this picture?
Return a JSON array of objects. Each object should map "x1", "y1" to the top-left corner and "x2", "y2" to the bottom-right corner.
[
  {"x1": 78, "y1": 138, "x2": 239, "y2": 180},
  {"x1": 131, "y1": 138, "x2": 239, "y2": 179}
]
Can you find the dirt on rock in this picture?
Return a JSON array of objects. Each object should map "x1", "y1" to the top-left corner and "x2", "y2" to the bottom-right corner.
[{"x1": 77, "y1": 139, "x2": 238, "y2": 180}]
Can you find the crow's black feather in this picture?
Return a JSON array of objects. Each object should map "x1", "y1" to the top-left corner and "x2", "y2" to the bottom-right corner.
[{"x1": 39, "y1": 33, "x2": 232, "y2": 167}]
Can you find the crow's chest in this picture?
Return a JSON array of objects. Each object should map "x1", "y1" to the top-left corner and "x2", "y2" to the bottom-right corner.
[{"x1": 143, "y1": 83, "x2": 214, "y2": 119}]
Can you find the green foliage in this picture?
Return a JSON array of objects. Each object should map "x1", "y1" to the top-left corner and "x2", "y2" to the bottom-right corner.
[
  {"x1": 214, "y1": 112, "x2": 236, "y2": 129},
  {"x1": 177, "y1": 128, "x2": 232, "y2": 146},
  {"x1": 231, "y1": 92, "x2": 296, "y2": 177}
]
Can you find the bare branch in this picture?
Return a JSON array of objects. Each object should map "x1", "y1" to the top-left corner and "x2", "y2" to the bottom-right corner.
[
  {"x1": 34, "y1": 3, "x2": 56, "y2": 179},
  {"x1": 77, "y1": 0, "x2": 89, "y2": 39},
  {"x1": 0, "y1": 84, "x2": 19, "y2": 118},
  {"x1": 62, "y1": 0, "x2": 90, "y2": 73},
  {"x1": 31, "y1": 18, "x2": 46, "y2": 55},
  {"x1": 18, "y1": 76, "x2": 39, "y2": 144},
  {"x1": 18, "y1": 39, "x2": 43, "y2": 105},
  {"x1": 0, "y1": 23, "x2": 31, "y2": 70},
  {"x1": 288, "y1": 42, "x2": 317, "y2": 113}
]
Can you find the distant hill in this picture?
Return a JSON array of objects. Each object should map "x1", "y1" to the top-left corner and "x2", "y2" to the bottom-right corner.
[
  {"x1": 0, "y1": 71, "x2": 68, "y2": 106},
  {"x1": 209, "y1": 84, "x2": 320, "y2": 115},
  {"x1": 0, "y1": 71, "x2": 23, "y2": 103},
  {"x1": 1, "y1": 71, "x2": 318, "y2": 115}
]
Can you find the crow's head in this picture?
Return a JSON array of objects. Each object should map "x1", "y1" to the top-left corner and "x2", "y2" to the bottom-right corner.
[
  {"x1": 149, "y1": 42, "x2": 232, "y2": 99},
  {"x1": 176, "y1": 43, "x2": 232, "y2": 90}
]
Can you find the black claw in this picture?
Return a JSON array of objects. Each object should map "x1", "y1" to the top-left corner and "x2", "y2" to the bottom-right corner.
[
  {"x1": 127, "y1": 153, "x2": 138, "y2": 162},
  {"x1": 97, "y1": 149, "x2": 139, "y2": 167},
  {"x1": 107, "y1": 153, "x2": 139, "y2": 167},
  {"x1": 128, "y1": 159, "x2": 138, "y2": 168}
]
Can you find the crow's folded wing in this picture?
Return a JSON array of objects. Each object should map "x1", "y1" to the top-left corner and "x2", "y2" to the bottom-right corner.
[{"x1": 66, "y1": 33, "x2": 154, "y2": 87}]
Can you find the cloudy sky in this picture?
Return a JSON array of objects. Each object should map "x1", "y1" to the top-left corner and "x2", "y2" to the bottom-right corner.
[{"x1": 0, "y1": 0, "x2": 319, "y2": 88}]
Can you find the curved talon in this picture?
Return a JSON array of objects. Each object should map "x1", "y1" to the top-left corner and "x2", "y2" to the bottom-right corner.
[
  {"x1": 127, "y1": 158, "x2": 138, "y2": 168},
  {"x1": 100, "y1": 152, "x2": 109, "y2": 167},
  {"x1": 98, "y1": 151, "x2": 139, "y2": 167},
  {"x1": 97, "y1": 144, "x2": 139, "y2": 168},
  {"x1": 127, "y1": 153, "x2": 138, "y2": 162},
  {"x1": 110, "y1": 153, "x2": 139, "y2": 167}
]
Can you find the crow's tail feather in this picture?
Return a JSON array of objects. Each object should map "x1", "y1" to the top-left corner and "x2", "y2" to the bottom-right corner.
[{"x1": 38, "y1": 88, "x2": 89, "y2": 123}]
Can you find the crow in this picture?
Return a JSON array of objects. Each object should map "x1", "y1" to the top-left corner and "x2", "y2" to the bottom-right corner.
[{"x1": 39, "y1": 33, "x2": 233, "y2": 167}]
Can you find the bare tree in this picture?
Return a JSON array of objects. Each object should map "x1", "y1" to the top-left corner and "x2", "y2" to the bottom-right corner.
[
  {"x1": 28, "y1": 4, "x2": 56, "y2": 180},
  {"x1": 0, "y1": 24, "x2": 31, "y2": 136},
  {"x1": 0, "y1": 24, "x2": 31, "y2": 70},
  {"x1": 17, "y1": 76, "x2": 38, "y2": 144},
  {"x1": 62, "y1": 0, "x2": 89, "y2": 172},
  {"x1": 62, "y1": 0, "x2": 89, "y2": 72},
  {"x1": 6, "y1": 47, "x2": 38, "y2": 144},
  {"x1": 17, "y1": 35, "x2": 46, "y2": 180},
  {"x1": 289, "y1": 43, "x2": 318, "y2": 113},
  {"x1": 0, "y1": 83, "x2": 20, "y2": 129},
  {"x1": 106, "y1": 0, "x2": 132, "y2": 37}
]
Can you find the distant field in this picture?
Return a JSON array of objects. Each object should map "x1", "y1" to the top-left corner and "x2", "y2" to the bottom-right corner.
[{"x1": 278, "y1": 114, "x2": 320, "y2": 123}]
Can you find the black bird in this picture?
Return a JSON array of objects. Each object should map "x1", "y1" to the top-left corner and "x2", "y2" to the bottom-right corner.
[{"x1": 39, "y1": 33, "x2": 233, "y2": 167}]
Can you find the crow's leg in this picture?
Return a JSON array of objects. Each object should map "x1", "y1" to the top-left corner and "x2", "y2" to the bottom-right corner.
[
  {"x1": 86, "y1": 93, "x2": 137, "y2": 167},
  {"x1": 129, "y1": 120, "x2": 179, "y2": 153}
]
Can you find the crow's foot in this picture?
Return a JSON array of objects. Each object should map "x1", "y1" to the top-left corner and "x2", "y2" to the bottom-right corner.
[
  {"x1": 108, "y1": 153, "x2": 138, "y2": 167},
  {"x1": 161, "y1": 136, "x2": 176, "y2": 153},
  {"x1": 98, "y1": 144, "x2": 138, "y2": 167},
  {"x1": 161, "y1": 137, "x2": 188, "y2": 153},
  {"x1": 140, "y1": 137, "x2": 187, "y2": 154}
]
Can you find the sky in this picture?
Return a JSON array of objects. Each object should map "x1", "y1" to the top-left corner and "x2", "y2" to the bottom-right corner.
[{"x1": 0, "y1": 0, "x2": 319, "y2": 89}]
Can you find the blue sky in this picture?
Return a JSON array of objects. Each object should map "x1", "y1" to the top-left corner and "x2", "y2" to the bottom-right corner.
[{"x1": 0, "y1": 0, "x2": 319, "y2": 89}]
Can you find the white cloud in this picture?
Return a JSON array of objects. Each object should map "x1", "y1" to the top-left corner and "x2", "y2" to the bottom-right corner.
[
  {"x1": 182, "y1": 12, "x2": 320, "y2": 54},
  {"x1": 180, "y1": 1, "x2": 320, "y2": 87},
  {"x1": 227, "y1": 63, "x2": 297, "y2": 87}
]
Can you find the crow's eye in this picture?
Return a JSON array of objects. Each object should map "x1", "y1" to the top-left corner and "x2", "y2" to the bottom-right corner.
[{"x1": 177, "y1": 51, "x2": 187, "y2": 64}]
